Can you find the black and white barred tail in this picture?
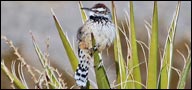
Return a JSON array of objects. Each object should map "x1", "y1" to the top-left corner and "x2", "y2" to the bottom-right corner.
[{"x1": 74, "y1": 48, "x2": 91, "y2": 87}]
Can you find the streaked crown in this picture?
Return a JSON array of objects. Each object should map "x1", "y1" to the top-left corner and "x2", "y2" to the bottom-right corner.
[{"x1": 82, "y1": 3, "x2": 112, "y2": 20}]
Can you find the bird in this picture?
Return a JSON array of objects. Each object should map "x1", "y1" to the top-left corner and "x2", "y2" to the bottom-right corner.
[{"x1": 74, "y1": 3, "x2": 116, "y2": 88}]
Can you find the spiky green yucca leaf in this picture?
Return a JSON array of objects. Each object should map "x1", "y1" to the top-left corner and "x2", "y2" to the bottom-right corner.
[
  {"x1": 160, "y1": 1, "x2": 181, "y2": 89},
  {"x1": 51, "y1": 9, "x2": 78, "y2": 72},
  {"x1": 92, "y1": 34, "x2": 110, "y2": 89},
  {"x1": 111, "y1": 1, "x2": 127, "y2": 89},
  {"x1": 78, "y1": 1, "x2": 87, "y2": 23},
  {"x1": 147, "y1": 1, "x2": 158, "y2": 89},
  {"x1": 1, "y1": 60, "x2": 26, "y2": 89},
  {"x1": 129, "y1": 1, "x2": 142, "y2": 89}
]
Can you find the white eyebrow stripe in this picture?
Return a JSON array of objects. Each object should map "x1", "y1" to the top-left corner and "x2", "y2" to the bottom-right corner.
[{"x1": 92, "y1": 8, "x2": 106, "y2": 11}]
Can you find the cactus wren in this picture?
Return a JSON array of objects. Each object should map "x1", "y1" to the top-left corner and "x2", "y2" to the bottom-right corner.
[{"x1": 74, "y1": 3, "x2": 116, "y2": 87}]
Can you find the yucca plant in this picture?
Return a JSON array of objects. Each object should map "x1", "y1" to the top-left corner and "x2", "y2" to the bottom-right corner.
[{"x1": 1, "y1": 1, "x2": 191, "y2": 89}]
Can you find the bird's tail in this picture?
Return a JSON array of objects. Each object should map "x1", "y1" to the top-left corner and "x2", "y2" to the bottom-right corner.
[{"x1": 74, "y1": 48, "x2": 91, "y2": 87}]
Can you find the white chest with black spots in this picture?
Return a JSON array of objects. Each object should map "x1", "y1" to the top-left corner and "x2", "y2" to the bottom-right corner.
[{"x1": 83, "y1": 19, "x2": 115, "y2": 51}]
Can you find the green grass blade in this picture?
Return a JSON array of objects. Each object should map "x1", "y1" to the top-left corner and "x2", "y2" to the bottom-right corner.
[
  {"x1": 111, "y1": 1, "x2": 127, "y2": 89},
  {"x1": 129, "y1": 1, "x2": 142, "y2": 89},
  {"x1": 51, "y1": 9, "x2": 78, "y2": 72},
  {"x1": 1, "y1": 60, "x2": 26, "y2": 89},
  {"x1": 160, "y1": 1, "x2": 181, "y2": 89},
  {"x1": 147, "y1": 1, "x2": 158, "y2": 89},
  {"x1": 177, "y1": 45, "x2": 191, "y2": 89},
  {"x1": 91, "y1": 34, "x2": 110, "y2": 89}
]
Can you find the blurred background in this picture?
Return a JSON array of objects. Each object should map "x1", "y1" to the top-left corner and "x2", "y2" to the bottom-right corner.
[{"x1": 1, "y1": 1, "x2": 191, "y2": 89}]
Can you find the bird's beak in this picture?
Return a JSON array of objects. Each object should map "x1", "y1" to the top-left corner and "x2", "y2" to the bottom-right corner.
[{"x1": 81, "y1": 7, "x2": 92, "y2": 11}]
